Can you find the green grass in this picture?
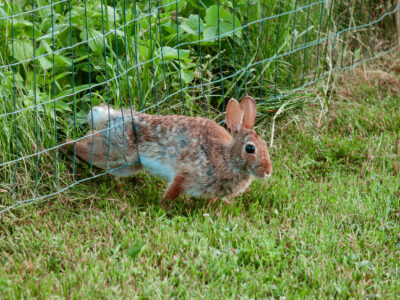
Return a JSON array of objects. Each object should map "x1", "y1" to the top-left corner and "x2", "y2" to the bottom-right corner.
[
  {"x1": 0, "y1": 0, "x2": 327, "y2": 196},
  {"x1": 1, "y1": 55, "x2": 400, "y2": 297},
  {"x1": 0, "y1": 1, "x2": 399, "y2": 297},
  {"x1": 1, "y1": 0, "x2": 398, "y2": 198}
]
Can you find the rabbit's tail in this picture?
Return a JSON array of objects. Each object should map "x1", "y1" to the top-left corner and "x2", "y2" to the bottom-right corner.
[
  {"x1": 87, "y1": 105, "x2": 114, "y2": 130},
  {"x1": 87, "y1": 105, "x2": 136, "y2": 131}
]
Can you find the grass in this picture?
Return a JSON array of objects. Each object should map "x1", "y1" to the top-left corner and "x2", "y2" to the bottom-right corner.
[
  {"x1": 0, "y1": 0, "x2": 399, "y2": 297},
  {"x1": 1, "y1": 53, "x2": 400, "y2": 298},
  {"x1": 1, "y1": 0, "x2": 398, "y2": 199},
  {"x1": 0, "y1": 0, "x2": 329, "y2": 197}
]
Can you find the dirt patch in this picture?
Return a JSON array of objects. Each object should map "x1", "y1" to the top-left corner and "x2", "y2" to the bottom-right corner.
[
  {"x1": 356, "y1": 68, "x2": 399, "y2": 94},
  {"x1": 333, "y1": 52, "x2": 400, "y2": 100}
]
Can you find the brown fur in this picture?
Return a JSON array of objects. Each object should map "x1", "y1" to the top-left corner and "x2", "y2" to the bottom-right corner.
[
  {"x1": 160, "y1": 173, "x2": 185, "y2": 208},
  {"x1": 66, "y1": 96, "x2": 272, "y2": 206}
]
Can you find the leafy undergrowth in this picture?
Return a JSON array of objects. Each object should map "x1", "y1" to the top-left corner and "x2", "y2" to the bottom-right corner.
[{"x1": 1, "y1": 55, "x2": 400, "y2": 298}]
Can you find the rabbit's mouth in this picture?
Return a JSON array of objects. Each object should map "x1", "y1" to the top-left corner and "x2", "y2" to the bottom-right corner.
[{"x1": 250, "y1": 167, "x2": 272, "y2": 179}]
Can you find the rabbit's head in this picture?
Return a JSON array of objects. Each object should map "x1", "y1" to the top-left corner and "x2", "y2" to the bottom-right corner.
[{"x1": 226, "y1": 96, "x2": 272, "y2": 178}]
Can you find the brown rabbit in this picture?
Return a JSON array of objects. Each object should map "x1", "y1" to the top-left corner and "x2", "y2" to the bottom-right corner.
[{"x1": 67, "y1": 96, "x2": 272, "y2": 207}]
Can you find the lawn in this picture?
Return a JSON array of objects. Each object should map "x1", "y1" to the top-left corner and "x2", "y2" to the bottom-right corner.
[
  {"x1": 1, "y1": 53, "x2": 399, "y2": 298},
  {"x1": 1, "y1": 0, "x2": 400, "y2": 298}
]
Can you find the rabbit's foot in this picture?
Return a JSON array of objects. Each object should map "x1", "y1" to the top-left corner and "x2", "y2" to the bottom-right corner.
[
  {"x1": 221, "y1": 197, "x2": 235, "y2": 205},
  {"x1": 159, "y1": 174, "x2": 185, "y2": 209},
  {"x1": 207, "y1": 197, "x2": 218, "y2": 206}
]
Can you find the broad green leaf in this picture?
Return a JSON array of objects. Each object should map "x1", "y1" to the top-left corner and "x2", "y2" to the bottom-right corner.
[
  {"x1": 80, "y1": 29, "x2": 107, "y2": 55},
  {"x1": 181, "y1": 69, "x2": 194, "y2": 84},
  {"x1": 54, "y1": 55, "x2": 72, "y2": 67},
  {"x1": 180, "y1": 23, "x2": 196, "y2": 36},
  {"x1": 161, "y1": 0, "x2": 185, "y2": 12},
  {"x1": 188, "y1": 14, "x2": 204, "y2": 32},
  {"x1": 70, "y1": 8, "x2": 86, "y2": 27},
  {"x1": 40, "y1": 17, "x2": 52, "y2": 33},
  {"x1": 180, "y1": 14, "x2": 204, "y2": 35},
  {"x1": 203, "y1": 27, "x2": 217, "y2": 42},
  {"x1": 55, "y1": 101, "x2": 72, "y2": 112},
  {"x1": 52, "y1": 72, "x2": 73, "y2": 82},
  {"x1": 0, "y1": 7, "x2": 8, "y2": 18},
  {"x1": 73, "y1": 55, "x2": 89, "y2": 63},
  {"x1": 10, "y1": 20, "x2": 33, "y2": 27},
  {"x1": 76, "y1": 110, "x2": 88, "y2": 125},
  {"x1": 37, "y1": 41, "x2": 71, "y2": 68},
  {"x1": 161, "y1": 20, "x2": 178, "y2": 34},
  {"x1": 204, "y1": 5, "x2": 242, "y2": 41},
  {"x1": 56, "y1": 84, "x2": 90, "y2": 98},
  {"x1": 138, "y1": 44, "x2": 150, "y2": 60},
  {"x1": 158, "y1": 46, "x2": 190, "y2": 61},
  {"x1": 38, "y1": 57, "x2": 53, "y2": 70},
  {"x1": 8, "y1": 40, "x2": 33, "y2": 62},
  {"x1": 8, "y1": 20, "x2": 42, "y2": 38},
  {"x1": 39, "y1": 40, "x2": 53, "y2": 54},
  {"x1": 205, "y1": 5, "x2": 235, "y2": 27},
  {"x1": 94, "y1": 4, "x2": 121, "y2": 23},
  {"x1": 37, "y1": 24, "x2": 69, "y2": 42}
]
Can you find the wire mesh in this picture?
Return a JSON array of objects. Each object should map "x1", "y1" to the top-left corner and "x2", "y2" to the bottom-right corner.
[{"x1": 0, "y1": 0, "x2": 399, "y2": 213}]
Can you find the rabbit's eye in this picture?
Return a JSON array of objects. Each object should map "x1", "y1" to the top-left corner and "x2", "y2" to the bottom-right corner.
[{"x1": 245, "y1": 144, "x2": 255, "y2": 154}]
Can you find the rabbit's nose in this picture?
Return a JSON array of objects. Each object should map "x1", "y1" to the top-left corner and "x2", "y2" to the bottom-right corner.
[
  {"x1": 264, "y1": 164, "x2": 272, "y2": 178},
  {"x1": 264, "y1": 165, "x2": 272, "y2": 178}
]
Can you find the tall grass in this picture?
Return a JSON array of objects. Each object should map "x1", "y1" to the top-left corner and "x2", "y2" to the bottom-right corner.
[{"x1": 0, "y1": 0, "x2": 398, "y2": 205}]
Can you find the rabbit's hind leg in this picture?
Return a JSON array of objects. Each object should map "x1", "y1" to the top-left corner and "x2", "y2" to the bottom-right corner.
[
  {"x1": 159, "y1": 173, "x2": 185, "y2": 209},
  {"x1": 207, "y1": 197, "x2": 218, "y2": 206}
]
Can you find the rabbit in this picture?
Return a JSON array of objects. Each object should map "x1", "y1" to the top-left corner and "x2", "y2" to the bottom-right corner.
[{"x1": 65, "y1": 96, "x2": 272, "y2": 207}]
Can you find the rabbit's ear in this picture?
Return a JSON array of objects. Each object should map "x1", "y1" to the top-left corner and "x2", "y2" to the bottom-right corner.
[
  {"x1": 226, "y1": 98, "x2": 244, "y2": 132},
  {"x1": 240, "y1": 96, "x2": 257, "y2": 129}
]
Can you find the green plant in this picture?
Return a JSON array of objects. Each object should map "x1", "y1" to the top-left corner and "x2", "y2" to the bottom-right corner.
[{"x1": 0, "y1": 0, "x2": 398, "y2": 206}]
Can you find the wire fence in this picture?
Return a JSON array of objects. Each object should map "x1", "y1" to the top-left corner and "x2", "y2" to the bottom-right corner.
[{"x1": 0, "y1": 0, "x2": 399, "y2": 213}]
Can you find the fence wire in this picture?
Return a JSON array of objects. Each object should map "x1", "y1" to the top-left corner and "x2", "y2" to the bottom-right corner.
[{"x1": 0, "y1": 0, "x2": 399, "y2": 213}]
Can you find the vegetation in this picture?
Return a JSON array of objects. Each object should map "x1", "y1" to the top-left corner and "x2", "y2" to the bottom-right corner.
[
  {"x1": 1, "y1": 0, "x2": 397, "y2": 199},
  {"x1": 1, "y1": 53, "x2": 400, "y2": 297},
  {"x1": 0, "y1": 0, "x2": 399, "y2": 297}
]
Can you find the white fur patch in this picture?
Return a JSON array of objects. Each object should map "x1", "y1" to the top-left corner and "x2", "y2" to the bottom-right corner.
[
  {"x1": 140, "y1": 155, "x2": 175, "y2": 182},
  {"x1": 186, "y1": 189, "x2": 202, "y2": 197},
  {"x1": 110, "y1": 166, "x2": 136, "y2": 177},
  {"x1": 88, "y1": 106, "x2": 112, "y2": 129}
]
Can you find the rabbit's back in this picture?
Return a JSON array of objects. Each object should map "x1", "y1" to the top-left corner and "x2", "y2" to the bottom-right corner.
[
  {"x1": 71, "y1": 96, "x2": 270, "y2": 205},
  {"x1": 82, "y1": 106, "x2": 253, "y2": 198},
  {"x1": 133, "y1": 114, "x2": 231, "y2": 183},
  {"x1": 133, "y1": 113, "x2": 253, "y2": 198}
]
